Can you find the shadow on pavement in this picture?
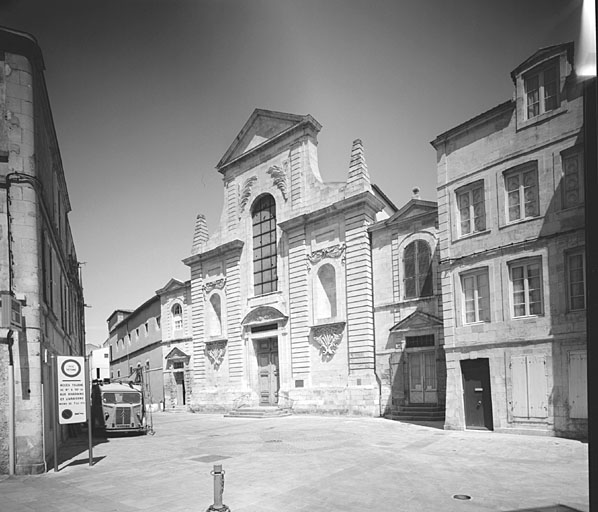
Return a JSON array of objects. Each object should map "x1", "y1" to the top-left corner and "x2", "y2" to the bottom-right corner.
[{"x1": 501, "y1": 505, "x2": 583, "y2": 511}]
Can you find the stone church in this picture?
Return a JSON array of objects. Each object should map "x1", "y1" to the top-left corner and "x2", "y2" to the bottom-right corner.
[{"x1": 182, "y1": 109, "x2": 400, "y2": 415}]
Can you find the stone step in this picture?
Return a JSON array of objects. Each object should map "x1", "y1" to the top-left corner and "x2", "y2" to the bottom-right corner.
[
  {"x1": 387, "y1": 414, "x2": 445, "y2": 422},
  {"x1": 224, "y1": 407, "x2": 292, "y2": 418},
  {"x1": 166, "y1": 406, "x2": 188, "y2": 413}
]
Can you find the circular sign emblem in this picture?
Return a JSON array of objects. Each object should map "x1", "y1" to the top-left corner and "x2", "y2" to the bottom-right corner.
[
  {"x1": 61, "y1": 359, "x2": 82, "y2": 378},
  {"x1": 61, "y1": 409, "x2": 73, "y2": 420}
]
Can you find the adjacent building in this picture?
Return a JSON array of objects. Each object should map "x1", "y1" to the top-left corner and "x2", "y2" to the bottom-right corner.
[
  {"x1": 105, "y1": 278, "x2": 192, "y2": 411},
  {"x1": 370, "y1": 189, "x2": 445, "y2": 421},
  {"x1": 431, "y1": 42, "x2": 589, "y2": 438},
  {"x1": 0, "y1": 28, "x2": 85, "y2": 474}
]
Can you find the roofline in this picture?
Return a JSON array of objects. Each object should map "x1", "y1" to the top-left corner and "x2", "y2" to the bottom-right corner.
[
  {"x1": 0, "y1": 26, "x2": 44, "y2": 67},
  {"x1": 0, "y1": 26, "x2": 75, "y2": 213},
  {"x1": 109, "y1": 295, "x2": 160, "y2": 333},
  {"x1": 431, "y1": 100, "x2": 514, "y2": 148},
  {"x1": 371, "y1": 183, "x2": 398, "y2": 213},
  {"x1": 510, "y1": 42, "x2": 574, "y2": 84}
]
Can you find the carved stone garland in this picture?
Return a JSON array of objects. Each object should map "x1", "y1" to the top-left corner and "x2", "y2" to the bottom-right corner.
[
  {"x1": 206, "y1": 340, "x2": 227, "y2": 369},
  {"x1": 311, "y1": 322, "x2": 345, "y2": 356},
  {"x1": 306, "y1": 243, "x2": 346, "y2": 267},
  {"x1": 238, "y1": 175, "x2": 258, "y2": 215},
  {"x1": 203, "y1": 278, "x2": 226, "y2": 295},
  {"x1": 267, "y1": 164, "x2": 288, "y2": 201}
]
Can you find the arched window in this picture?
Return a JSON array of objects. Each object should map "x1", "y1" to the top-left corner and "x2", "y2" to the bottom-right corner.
[
  {"x1": 172, "y1": 303, "x2": 183, "y2": 331},
  {"x1": 207, "y1": 294, "x2": 222, "y2": 337},
  {"x1": 315, "y1": 264, "x2": 337, "y2": 320},
  {"x1": 403, "y1": 240, "x2": 433, "y2": 299},
  {"x1": 252, "y1": 194, "x2": 277, "y2": 295}
]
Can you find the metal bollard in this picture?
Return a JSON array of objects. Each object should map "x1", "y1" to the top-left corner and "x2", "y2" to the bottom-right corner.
[{"x1": 206, "y1": 464, "x2": 230, "y2": 511}]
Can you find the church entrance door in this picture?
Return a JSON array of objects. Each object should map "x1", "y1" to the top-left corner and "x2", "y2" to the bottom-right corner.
[{"x1": 257, "y1": 338, "x2": 279, "y2": 406}]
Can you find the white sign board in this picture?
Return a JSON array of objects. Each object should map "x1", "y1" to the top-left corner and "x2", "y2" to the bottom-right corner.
[{"x1": 57, "y1": 356, "x2": 87, "y2": 424}]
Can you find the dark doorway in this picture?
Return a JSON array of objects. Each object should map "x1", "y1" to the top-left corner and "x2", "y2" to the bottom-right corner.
[
  {"x1": 257, "y1": 338, "x2": 279, "y2": 406},
  {"x1": 174, "y1": 372, "x2": 186, "y2": 405},
  {"x1": 461, "y1": 358, "x2": 493, "y2": 430}
]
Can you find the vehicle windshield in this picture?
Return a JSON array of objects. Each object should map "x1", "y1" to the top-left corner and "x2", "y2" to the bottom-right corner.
[{"x1": 102, "y1": 392, "x2": 141, "y2": 405}]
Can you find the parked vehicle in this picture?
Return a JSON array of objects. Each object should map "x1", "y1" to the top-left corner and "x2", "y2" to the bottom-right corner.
[{"x1": 91, "y1": 380, "x2": 147, "y2": 434}]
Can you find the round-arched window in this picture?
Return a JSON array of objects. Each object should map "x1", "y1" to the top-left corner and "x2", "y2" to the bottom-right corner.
[
  {"x1": 172, "y1": 303, "x2": 183, "y2": 330},
  {"x1": 252, "y1": 194, "x2": 277, "y2": 295}
]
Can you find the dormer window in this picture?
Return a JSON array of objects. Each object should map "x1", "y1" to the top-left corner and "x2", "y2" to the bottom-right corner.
[{"x1": 524, "y1": 64, "x2": 558, "y2": 119}]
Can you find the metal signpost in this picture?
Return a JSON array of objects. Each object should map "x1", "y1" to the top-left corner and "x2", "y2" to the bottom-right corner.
[{"x1": 53, "y1": 355, "x2": 91, "y2": 471}]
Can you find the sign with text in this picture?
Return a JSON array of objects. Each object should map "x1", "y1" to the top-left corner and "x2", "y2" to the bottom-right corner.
[{"x1": 57, "y1": 356, "x2": 87, "y2": 424}]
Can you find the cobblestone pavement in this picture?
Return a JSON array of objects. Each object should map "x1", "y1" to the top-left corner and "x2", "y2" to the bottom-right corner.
[{"x1": 0, "y1": 412, "x2": 589, "y2": 512}]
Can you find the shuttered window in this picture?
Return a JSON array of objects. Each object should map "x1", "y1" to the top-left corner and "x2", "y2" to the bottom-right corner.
[
  {"x1": 568, "y1": 351, "x2": 587, "y2": 419},
  {"x1": 510, "y1": 355, "x2": 548, "y2": 419}
]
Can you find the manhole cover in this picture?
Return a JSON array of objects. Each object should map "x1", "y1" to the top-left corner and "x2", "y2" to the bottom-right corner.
[{"x1": 452, "y1": 494, "x2": 472, "y2": 501}]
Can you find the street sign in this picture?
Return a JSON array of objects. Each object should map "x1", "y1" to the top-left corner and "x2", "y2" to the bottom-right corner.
[
  {"x1": 0, "y1": 291, "x2": 22, "y2": 331},
  {"x1": 57, "y1": 356, "x2": 87, "y2": 424}
]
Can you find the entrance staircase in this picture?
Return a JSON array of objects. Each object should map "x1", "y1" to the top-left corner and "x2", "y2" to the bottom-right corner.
[
  {"x1": 224, "y1": 406, "x2": 292, "y2": 418},
  {"x1": 166, "y1": 405, "x2": 188, "y2": 414},
  {"x1": 385, "y1": 403, "x2": 445, "y2": 423}
]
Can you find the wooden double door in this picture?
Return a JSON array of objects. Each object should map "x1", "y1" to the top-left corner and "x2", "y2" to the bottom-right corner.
[
  {"x1": 408, "y1": 351, "x2": 437, "y2": 403},
  {"x1": 257, "y1": 338, "x2": 279, "y2": 406}
]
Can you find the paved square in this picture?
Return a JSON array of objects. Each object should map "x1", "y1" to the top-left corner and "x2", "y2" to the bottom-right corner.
[{"x1": 0, "y1": 412, "x2": 589, "y2": 511}]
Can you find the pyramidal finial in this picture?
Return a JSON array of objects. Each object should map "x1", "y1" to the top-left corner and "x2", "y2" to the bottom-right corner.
[
  {"x1": 191, "y1": 214, "x2": 209, "y2": 255},
  {"x1": 346, "y1": 139, "x2": 371, "y2": 194}
]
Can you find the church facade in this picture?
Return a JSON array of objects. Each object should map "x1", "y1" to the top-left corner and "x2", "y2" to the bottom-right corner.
[{"x1": 183, "y1": 110, "x2": 397, "y2": 415}]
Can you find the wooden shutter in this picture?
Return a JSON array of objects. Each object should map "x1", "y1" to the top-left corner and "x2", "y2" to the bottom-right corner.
[
  {"x1": 510, "y1": 356, "x2": 528, "y2": 417},
  {"x1": 527, "y1": 355, "x2": 548, "y2": 418},
  {"x1": 568, "y1": 351, "x2": 587, "y2": 419}
]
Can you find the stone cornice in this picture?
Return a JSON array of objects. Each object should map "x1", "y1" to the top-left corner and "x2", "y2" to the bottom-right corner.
[
  {"x1": 182, "y1": 239, "x2": 244, "y2": 267},
  {"x1": 278, "y1": 191, "x2": 385, "y2": 232}
]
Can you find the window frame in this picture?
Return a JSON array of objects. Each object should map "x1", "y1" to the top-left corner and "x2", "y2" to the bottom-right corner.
[
  {"x1": 172, "y1": 303, "x2": 183, "y2": 331},
  {"x1": 524, "y1": 62, "x2": 559, "y2": 120},
  {"x1": 566, "y1": 249, "x2": 586, "y2": 312},
  {"x1": 460, "y1": 268, "x2": 491, "y2": 324},
  {"x1": 508, "y1": 258, "x2": 544, "y2": 318},
  {"x1": 252, "y1": 194, "x2": 278, "y2": 296},
  {"x1": 403, "y1": 239, "x2": 433, "y2": 300},
  {"x1": 455, "y1": 180, "x2": 486, "y2": 237},
  {"x1": 504, "y1": 164, "x2": 540, "y2": 224},
  {"x1": 561, "y1": 150, "x2": 584, "y2": 210}
]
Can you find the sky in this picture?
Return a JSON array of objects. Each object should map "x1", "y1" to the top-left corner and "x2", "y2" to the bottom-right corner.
[{"x1": 0, "y1": 0, "x2": 590, "y2": 346}]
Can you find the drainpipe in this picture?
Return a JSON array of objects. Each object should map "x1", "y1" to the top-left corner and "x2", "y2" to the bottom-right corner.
[
  {"x1": 3, "y1": 172, "x2": 43, "y2": 475},
  {"x1": 6, "y1": 329, "x2": 15, "y2": 475}
]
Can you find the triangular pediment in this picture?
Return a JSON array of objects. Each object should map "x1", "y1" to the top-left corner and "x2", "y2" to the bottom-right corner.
[
  {"x1": 510, "y1": 42, "x2": 573, "y2": 83},
  {"x1": 390, "y1": 311, "x2": 443, "y2": 332},
  {"x1": 155, "y1": 278, "x2": 188, "y2": 296},
  {"x1": 165, "y1": 347, "x2": 189, "y2": 360},
  {"x1": 217, "y1": 109, "x2": 320, "y2": 170},
  {"x1": 387, "y1": 199, "x2": 437, "y2": 224}
]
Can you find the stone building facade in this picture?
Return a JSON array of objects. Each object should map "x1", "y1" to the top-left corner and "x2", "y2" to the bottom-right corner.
[
  {"x1": 155, "y1": 278, "x2": 192, "y2": 410},
  {"x1": 105, "y1": 298, "x2": 164, "y2": 408},
  {"x1": 432, "y1": 43, "x2": 588, "y2": 438},
  {"x1": 370, "y1": 191, "x2": 445, "y2": 420},
  {"x1": 105, "y1": 278, "x2": 192, "y2": 411},
  {"x1": 183, "y1": 109, "x2": 395, "y2": 415},
  {"x1": 0, "y1": 28, "x2": 85, "y2": 474}
]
